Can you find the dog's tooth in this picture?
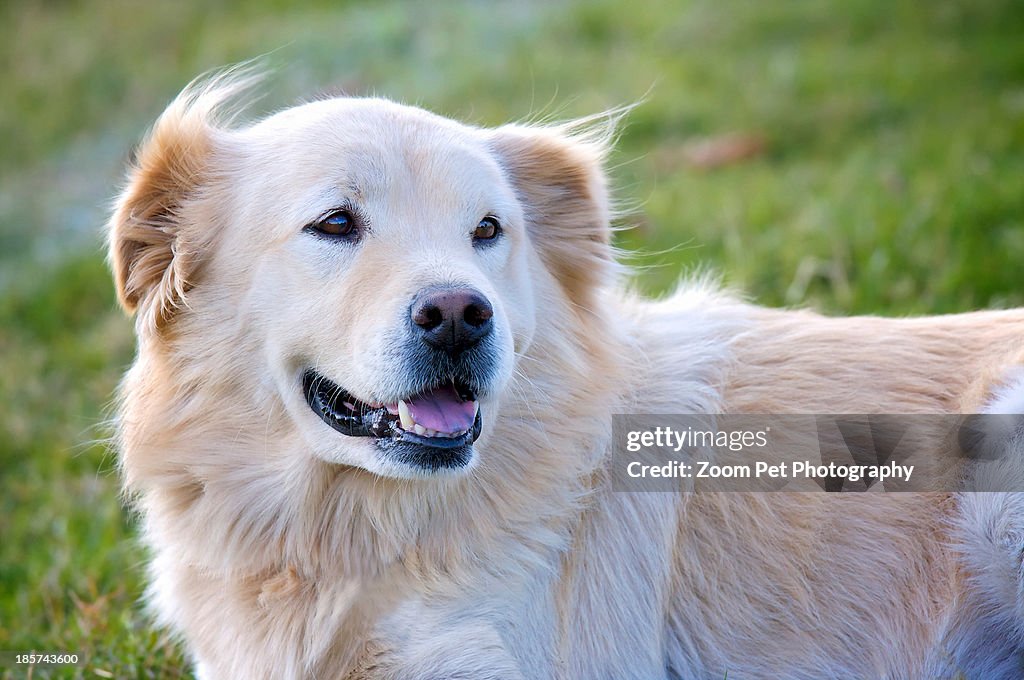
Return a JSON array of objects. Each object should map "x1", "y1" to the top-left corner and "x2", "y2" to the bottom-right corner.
[
  {"x1": 398, "y1": 400, "x2": 414, "y2": 430},
  {"x1": 424, "y1": 428, "x2": 436, "y2": 437},
  {"x1": 414, "y1": 423, "x2": 427, "y2": 436}
]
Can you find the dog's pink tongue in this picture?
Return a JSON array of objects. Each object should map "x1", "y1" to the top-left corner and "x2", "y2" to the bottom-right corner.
[{"x1": 405, "y1": 385, "x2": 476, "y2": 433}]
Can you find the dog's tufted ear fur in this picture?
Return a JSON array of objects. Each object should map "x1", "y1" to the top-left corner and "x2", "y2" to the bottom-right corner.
[
  {"x1": 108, "y1": 70, "x2": 257, "y2": 333},
  {"x1": 489, "y1": 118, "x2": 620, "y2": 312}
]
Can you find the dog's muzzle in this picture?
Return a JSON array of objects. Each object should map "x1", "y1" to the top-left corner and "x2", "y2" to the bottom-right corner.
[{"x1": 301, "y1": 286, "x2": 498, "y2": 472}]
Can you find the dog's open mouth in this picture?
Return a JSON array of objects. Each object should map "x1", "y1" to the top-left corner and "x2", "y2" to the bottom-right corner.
[{"x1": 302, "y1": 369, "x2": 482, "y2": 455}]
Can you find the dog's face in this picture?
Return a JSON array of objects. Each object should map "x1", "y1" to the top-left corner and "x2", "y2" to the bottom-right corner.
[
  {"x1": 225, "y1": 99, "x2": 534, "y2": 476},
  {"x1": 110, "y1": 76, "x2": 613, "y2": 479}
]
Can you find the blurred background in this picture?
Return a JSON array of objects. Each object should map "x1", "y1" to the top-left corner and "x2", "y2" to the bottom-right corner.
[{"x1": 1, "y1": 0, "x2": 1022, "y2": 676}]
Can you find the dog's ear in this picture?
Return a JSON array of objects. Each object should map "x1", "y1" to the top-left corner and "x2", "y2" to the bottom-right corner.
[
  {"x1": 108, "y1": 70, "x2": 256, "y2": 333},
  {"x1": 489, "y1": 120, "x2": 618, "y2": 310}
]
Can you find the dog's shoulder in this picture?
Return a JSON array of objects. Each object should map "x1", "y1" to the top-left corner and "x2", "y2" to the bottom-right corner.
[{"x1": 614, "y1": 282, "x2": 751, "y2": 415}]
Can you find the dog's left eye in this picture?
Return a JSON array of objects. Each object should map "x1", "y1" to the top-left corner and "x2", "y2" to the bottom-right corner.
[
  {"x1": 308, "y1": 209, "x2": 358, "y2": 239},
  {"x1": 473, "y1": 216, "x2": 501, "y2": 243}
]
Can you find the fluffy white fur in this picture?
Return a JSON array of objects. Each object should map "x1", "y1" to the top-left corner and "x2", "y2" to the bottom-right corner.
[
  {"x1": 108, "y1": 70, "x2": 1024, "y2": 679},
  {"x1": 986, "y1": 368, "x2": 1024, "y2": 415}
]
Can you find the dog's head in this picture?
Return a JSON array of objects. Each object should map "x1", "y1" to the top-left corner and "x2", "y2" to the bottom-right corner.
[{"x1": 109, "y1": 71, "x2": 616, "y2": 479}]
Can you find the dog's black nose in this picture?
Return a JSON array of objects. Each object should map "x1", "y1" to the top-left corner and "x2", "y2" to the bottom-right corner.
[{"x1": 411, "y1": 287, "x2": 493, "y2": 354}]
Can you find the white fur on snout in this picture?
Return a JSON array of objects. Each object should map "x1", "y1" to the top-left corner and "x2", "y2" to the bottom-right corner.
[{"x1": 343, "y1": 256, "x2": 519, "y2": 404}]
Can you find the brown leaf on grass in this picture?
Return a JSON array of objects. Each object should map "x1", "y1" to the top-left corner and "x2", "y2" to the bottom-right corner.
[
  {"x1": 70, "y1": 585, "x2": 121, "y2": 636},
  {"x1": 654, "y1": 133, "x2": 768, "y2": 172}
]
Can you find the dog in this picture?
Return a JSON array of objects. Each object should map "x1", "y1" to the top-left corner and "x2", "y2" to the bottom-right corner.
[{"x1": 108, "y1": 69, "x2": 1024, "y2": 679}]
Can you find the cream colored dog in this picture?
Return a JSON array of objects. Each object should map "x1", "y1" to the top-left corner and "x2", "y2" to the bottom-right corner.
[{"x1": 109, "y1": 70, "x2": 1024, "y2": 679}]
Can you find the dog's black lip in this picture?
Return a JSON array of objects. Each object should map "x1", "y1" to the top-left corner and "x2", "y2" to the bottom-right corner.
[
  {"x1": 377, "y1": 438, "x2": 475, "y2": 471},
  {"x1": 301, "y1": 369, "x2": 482, "y2": 456}
]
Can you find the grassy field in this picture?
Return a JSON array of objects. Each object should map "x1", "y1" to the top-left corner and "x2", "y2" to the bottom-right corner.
[{"x1": 1, "y1": 0, "x2": 1022, "y2": 677}]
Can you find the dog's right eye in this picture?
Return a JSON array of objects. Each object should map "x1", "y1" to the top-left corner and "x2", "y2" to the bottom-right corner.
[{"x1": 307, "y1": 209, "x2": 358, "y2": 239}]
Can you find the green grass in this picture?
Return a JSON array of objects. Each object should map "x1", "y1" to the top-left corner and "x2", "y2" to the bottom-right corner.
[{"x1": 1, "y1": 0, "x2": 1022, "y2": 676}]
